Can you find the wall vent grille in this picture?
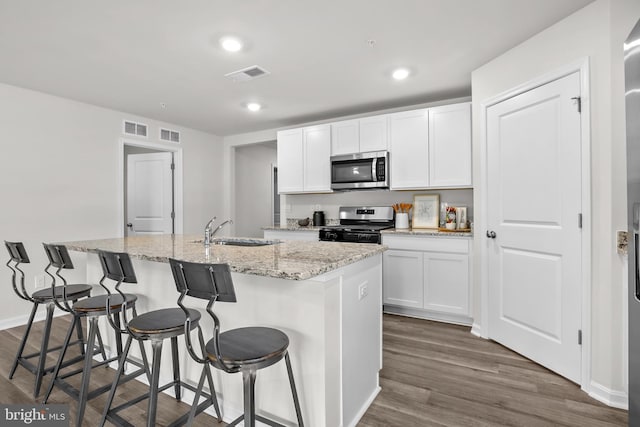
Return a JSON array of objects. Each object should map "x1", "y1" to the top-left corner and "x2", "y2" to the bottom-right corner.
[
  {"x1": 224, "y1": 65, "x2": 270, "y2": 82},
  {"x1": 123, "y1": 120, "x2": 148, "y2": 137},
  {"x1": 160, "y1": 128, "x2": 181, "y2": 143}
]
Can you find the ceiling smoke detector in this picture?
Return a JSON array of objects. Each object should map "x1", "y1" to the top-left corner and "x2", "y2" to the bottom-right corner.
[{"x1": 224, "y1": 65, "x2": 270, "y2": 82}]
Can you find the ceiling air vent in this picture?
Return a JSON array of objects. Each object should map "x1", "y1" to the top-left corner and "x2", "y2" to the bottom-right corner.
[
  {"x1": 123, "y1": 120, "x2": 148, "y2": 138},
  {"x1": 160, "y1": 128, "x2": 181, "y2": 143},
  {"x1": 224, "y1": 65, "x2": 270, "y2": 82}
]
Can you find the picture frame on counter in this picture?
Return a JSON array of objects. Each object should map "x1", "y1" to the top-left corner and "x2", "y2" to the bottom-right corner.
[{"x1": 412, "y1": 194, "x2": 440, "y2": 229}]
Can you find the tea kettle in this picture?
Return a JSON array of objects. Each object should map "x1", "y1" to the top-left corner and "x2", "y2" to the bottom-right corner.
[{"x1": 313, "y1": 211, "x2": 325, "y2": 226}]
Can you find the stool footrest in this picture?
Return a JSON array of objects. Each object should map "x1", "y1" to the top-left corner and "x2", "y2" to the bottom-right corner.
[
  {"x1": 104, "y1": 379, "x2": 216, "y2": 427},
  {"x1": 227, "y1": 414, "x2": 288, "y2": 427}
]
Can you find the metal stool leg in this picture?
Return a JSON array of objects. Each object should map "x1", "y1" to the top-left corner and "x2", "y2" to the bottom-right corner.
[
  {"x1": 99, "y1": 334, "x2": 133, "y2": 427},
  {"x1": 75, "y1": 316, "x2": 98, "y2": 427},
  {"x1": 42, "y1": 315, "x2": 77, "y2": 403},
  {"x1": 33, "y1": 302, "x2": 55, "y2": 397},
  {"x1": 9, "y1": 302, "x2": 39, "y2": 379},
  {"x1": 242, "y1": 369, "x2": 257, "y2": 427},
  {"x1": 74, "y1": 303, "x2": 86, "y2": 356},
  {"x1": 147, "y1": 340, "x2": 163, "y2": 427},
  {"x1": 285, "y1": 352, "x2": 304, "y2": 426},
  {"x1": 171, "y1": 336, "x2": 181, "y2": 401},
  {"x1": 199, "y1": 327, "x2": 222, "y2": 421}
]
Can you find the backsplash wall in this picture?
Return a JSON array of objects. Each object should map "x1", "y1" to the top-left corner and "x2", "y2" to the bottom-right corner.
[{"x1": 284, "y1": 188, "x2": 473, "y2": 226}]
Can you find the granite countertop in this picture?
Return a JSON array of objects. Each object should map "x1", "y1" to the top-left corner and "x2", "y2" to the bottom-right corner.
[
  {"x1": 381, "y1": 228, "x2": 473, "y2": 238},
  {"x1": 63, "y1": 235, "x2": 386, "y2": 281}
]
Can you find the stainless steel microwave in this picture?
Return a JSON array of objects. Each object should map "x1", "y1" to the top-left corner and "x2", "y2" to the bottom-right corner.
[{"x1": 330, "y1": 151, "x2": 389, "y2": 190}]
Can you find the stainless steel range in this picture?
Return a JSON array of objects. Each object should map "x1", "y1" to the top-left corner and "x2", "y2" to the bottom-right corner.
[{"x1": 319, "y1": 206, "x2": 394, "y2": 244}]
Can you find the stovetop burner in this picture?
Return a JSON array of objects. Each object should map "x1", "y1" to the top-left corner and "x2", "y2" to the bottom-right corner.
[{"x1": 319, "y1": 206, "x2": 394, "y2": 243}]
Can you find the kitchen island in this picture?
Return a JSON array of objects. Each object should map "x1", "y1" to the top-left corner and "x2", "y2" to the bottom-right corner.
[{"x1": 64, "y1": 235, "x2": 385, "y2": 427}]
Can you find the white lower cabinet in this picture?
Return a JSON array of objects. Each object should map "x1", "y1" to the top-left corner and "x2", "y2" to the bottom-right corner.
[{"x1": 382, "y1": 234, "x2": 471, "y2": 325}]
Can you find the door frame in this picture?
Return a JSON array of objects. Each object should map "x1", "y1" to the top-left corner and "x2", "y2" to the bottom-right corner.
[
  {"x1": 477, "y1": 58, "x2": 592, "y2": 389},
  {"x1": 118, "y1": 138, "x2": 184, "y2": 237}
]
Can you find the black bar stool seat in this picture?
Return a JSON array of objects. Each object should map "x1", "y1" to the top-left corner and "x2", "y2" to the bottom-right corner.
[
  {"x1": 127, "y1": 307, "x2": 201, "y2": 336},
  {"x1": 207, "y1": 327, "x2": 289, "y2": 368},
  {"x1": 32, "y1": 284, "x2": 92, "y2": 301},
  {"x1": 73, "y1": 293, "x2": 138, "y2": 312}
]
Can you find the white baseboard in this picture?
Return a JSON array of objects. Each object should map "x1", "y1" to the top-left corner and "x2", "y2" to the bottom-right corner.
[
  {"x1": 383, "y1": 305, "x2": 472, "y2": 326},
  {"x1": 587, "y1": 380, "x2": 628, "y2": 410},
  {"x1": 0, "y1": 308, "x2": 68, "y2": 331},
  {"x1": 346, "y1": 386, "x2": 381, "y2": 427},
  {"x1": 470, "y1": 322, "x2": 483, "y2": 338}
]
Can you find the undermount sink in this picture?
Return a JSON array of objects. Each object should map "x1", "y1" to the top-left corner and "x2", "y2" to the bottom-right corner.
[{"x1": 213, "y1": 238, "x2": 279, "y2": 247}]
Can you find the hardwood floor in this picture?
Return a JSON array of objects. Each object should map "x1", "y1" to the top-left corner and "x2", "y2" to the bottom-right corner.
[
  {"x1": 0, "y1": 313, "x2": 628, "y2": 426},
  {"x1": 359, "y1": 314, "x2": 628, "y2": 427}
]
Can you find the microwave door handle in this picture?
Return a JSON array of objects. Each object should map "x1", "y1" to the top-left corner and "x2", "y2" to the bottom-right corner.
[
  {"x1": 634, "y1": 203, "x2": 640, "y2": 300},
  {"x1": 372, "y1": 158, "x2": 377, "y2": 181}
]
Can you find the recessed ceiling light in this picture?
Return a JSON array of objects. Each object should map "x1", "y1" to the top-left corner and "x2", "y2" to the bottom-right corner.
[
  {"x1": 220, "y1": 36, "x2": 243, "y2": 52},
  {"x1": 392, "y1": 68, "x2": 410, "y2": 80},
  {"x1": 247, "y1": 102, "x2": 261, "y2": 112}
]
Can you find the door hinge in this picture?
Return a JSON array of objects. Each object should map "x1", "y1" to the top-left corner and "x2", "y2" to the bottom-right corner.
[
  {"x1": 578, "y1": 213, "x2": 582, "y2": 229},
  {"x1": 171, "y1": 211, "x2": 175, "y2": 220},
  {"x1": 571, "y1": 96, "x2": 582, "y2": 113},
  {"x1": 170, "y1": 162, "x2": 175, "y2": 170},
  {"x1": 578, "y1": 329, "x2": 582, "y2": 345}
]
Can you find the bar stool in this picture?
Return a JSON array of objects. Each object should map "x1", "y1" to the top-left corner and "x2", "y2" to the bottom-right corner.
[
  {"x1": 169, "y1": 258, "x2": 304, "y2": 427},
  {"x1": 4, "y1": 241, "x2": 95, "y2": 397},
  {"x1": 41, "y1": 244, "x2": 147, "y2": 427},
  {"x1": 98, "y1": 250, "x2": 222, "y2": 427}
]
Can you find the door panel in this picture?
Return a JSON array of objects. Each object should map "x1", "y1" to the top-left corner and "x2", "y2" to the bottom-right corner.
[
  {"x1": 126, "y1": 152, "x2": 173, "y2": 236},
  {"x1": 487, "y1": 71, "x2": 582, "y2": 383}
]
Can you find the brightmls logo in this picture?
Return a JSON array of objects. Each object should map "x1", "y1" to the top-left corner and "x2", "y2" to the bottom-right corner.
[{"x1": 1, "y1": 405, "x2": 68, "y2": 426}]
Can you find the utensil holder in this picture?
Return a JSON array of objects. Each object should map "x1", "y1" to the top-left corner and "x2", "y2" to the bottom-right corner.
[{"x1": 396, "y1": 213, "x2": 409, "y2": 229}]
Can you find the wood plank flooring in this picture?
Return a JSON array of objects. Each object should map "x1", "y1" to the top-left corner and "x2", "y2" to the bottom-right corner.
[
  {"x1": 359, "y1": 314, "x2": 628, "y2": 427},
  {"x1": 0, "y1": 313, "x2": 628, "y2": 426}
]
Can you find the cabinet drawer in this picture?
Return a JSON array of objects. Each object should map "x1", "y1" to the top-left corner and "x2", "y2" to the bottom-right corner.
[{"x1": 382, "y1": 235, "x2": 469, "y2": 253}]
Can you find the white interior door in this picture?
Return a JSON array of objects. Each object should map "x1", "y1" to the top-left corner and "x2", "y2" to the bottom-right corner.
[
  {"x1": 126, "y1": 152, "x2": 173, "y2": 236},
  {"x1": 486, "y1": 72, "x2": 582, "y2": 383}
]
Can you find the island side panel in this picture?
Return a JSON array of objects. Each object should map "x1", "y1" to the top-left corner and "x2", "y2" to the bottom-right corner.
[{"x1": 340, "y1": 253, "x2": 383, "y2": 427}]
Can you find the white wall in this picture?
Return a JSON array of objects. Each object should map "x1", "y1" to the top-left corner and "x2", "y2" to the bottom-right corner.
[
  {"x1": 471, "y1": 0, "x2": 640, "y2": 404},
  {"x1": 0, "y1": 82, "x2": 223, "y2": 326},
  {"x1": 234, "y1": 143, "x2": 277, "y2": 237}
]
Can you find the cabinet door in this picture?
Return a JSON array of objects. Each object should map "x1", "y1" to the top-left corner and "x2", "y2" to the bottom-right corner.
[
  {"x1": 359, "y1": 114, "x2": 388, "y2": 152},
  {"x1": 383, "y1": 250, "x2": 423, "y2": 308},
  {"x1": 389, "y1": 109, "x2": 429, "y2": 190},
  {"x1": 303, "y1": 125, "x2": 332, "y2": 192},
  {"x1": 428, "y1": 102, "x2": 472, "y2": 187},
  {"x1": 331, "y1": 119, "x2": 359, "y2": 155},
  {"x1": 277, "y1": 128, "x2": 304, "y2": 193},
  {"x1": 423, "y1": 252, "x2": 469, "y2": 316}
]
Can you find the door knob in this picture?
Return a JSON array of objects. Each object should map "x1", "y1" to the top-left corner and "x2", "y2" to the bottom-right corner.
[
  {"x1": 486, "y1": 230, "x2": 496, "y2": 239},
  {"x1": 126, "y1": 223, "x2": 133, "y2": 228}
]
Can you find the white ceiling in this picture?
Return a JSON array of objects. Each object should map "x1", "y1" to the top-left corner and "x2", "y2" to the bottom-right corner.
[{"x1": 0, "y1": 0, "x2": 594, "y2": 136}]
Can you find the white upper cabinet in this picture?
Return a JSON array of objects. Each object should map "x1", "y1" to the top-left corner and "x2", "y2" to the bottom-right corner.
[
  {"x1": 331, "y1": 119, "x2": 360, "y2": 155},
  {"x1": 330, "y1": 115, "x2": 388, "y2": 156},
  {"x1": 277, "y1": 128, "x2": 304, "y2": 193},
  {"x1": 389, "y1": 108, "x2": 430, "y2": 190},
  {"x1": 359, "y1": 114, "x2": 388, "y2": 152},
  {"x1": 428, "y1": 102, "x2": 472, "y2": 187},
  {"x1": 303, "y1": 125, "x2": 332, "y2": 192}
]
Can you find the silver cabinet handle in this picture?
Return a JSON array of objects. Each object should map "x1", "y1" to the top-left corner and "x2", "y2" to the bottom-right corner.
[{"x1": 486, "y1": 230, "x2": 496, "y2": 239}]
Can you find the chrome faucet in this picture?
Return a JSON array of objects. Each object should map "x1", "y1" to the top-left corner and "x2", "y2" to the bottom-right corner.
[
  {"x1": 204, "y1": 217, "x2": 233, "y2": 249},
  {"x1": 204, "y1": 216, "x2": 217, "y2": 249},
  {"x1": 211, "y1": 219, "x2": 233, "y2": 239}
]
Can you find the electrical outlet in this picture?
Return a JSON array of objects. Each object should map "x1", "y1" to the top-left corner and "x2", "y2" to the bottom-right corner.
[
  {"x1": 34, "y1": 274, "x2": 46, "y2": 289},
  {"x1": 358, "y1": 283, "x2": 368, "y2": 300}
]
